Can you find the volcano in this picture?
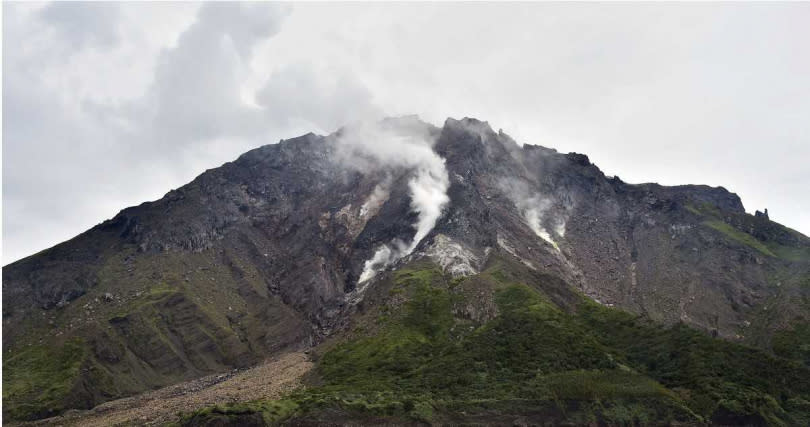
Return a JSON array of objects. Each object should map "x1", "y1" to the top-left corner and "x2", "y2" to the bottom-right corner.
[{"x1": 4, "y1": 117, "x2": 810, "y2": 425}]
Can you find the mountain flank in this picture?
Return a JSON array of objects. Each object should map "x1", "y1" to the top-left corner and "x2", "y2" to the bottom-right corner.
[{"x1": 4, "y1": 116, "x2": 809, "y2": 424}]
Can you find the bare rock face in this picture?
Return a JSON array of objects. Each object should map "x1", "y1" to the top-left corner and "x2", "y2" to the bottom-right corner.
[
  {"x1": 3, "y1": 116, "x2": 809, "y2": 420},
  {"x1": 427, "y1": 118, "x2": 809, "y2": 342}
]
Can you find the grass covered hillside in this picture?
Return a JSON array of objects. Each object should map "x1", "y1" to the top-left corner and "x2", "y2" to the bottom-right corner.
[
  {"x1": 179, "y1": 255, "x2": 810, "y2": 426},
  {"x1": 2, "y1": 245, "x2": 310, "y2": 421}
]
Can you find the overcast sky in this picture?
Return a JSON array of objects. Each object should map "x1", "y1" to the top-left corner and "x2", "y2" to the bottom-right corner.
[{"x1": 3, "y1": 2, "x2": 810, "y2": 265}]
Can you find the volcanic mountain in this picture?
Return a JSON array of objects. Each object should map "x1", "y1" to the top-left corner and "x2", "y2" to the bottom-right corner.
[{"x1": 4, "y1": 117, "x2": 810, "y2": 425}]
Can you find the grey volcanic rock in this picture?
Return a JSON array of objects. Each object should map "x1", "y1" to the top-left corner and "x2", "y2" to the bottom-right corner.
[
  {"x1": 3, "y1": 116, "x2": 809, "y2": 420},
  {"x1": 426, "y1": 118, "x2": 809, "y2": 340}
]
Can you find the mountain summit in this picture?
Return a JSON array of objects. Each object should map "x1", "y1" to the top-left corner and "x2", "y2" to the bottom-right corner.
[{"x1": 4, "y1": 117, "x2": 810, "y2": 424}]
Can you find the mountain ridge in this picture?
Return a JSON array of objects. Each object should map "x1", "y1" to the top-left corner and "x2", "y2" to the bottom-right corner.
[{"x1": 3, "y1": 116, "x2": 809, "y2": 422}]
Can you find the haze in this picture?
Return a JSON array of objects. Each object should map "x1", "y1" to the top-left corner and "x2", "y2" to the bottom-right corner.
[{"x1": 3, "y1": 2, "x2": 809, "y2": 264}]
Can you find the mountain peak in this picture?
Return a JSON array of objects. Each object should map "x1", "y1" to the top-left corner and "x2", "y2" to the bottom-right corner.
[
  {"x1": 442, "y1": 116, "x2": 509, "y2": 146},
  {"x1": 4, "y1": 116, "x2": 809, "y2": 423}
]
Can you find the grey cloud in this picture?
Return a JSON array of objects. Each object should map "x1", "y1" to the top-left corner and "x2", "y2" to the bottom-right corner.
[
  {"x1": 4, "y1": 2, "x2": 810, "y2": 265},
  {"x1": 142, "y1": 2, "x2": 289, "y2": 146},
  {"x1": 3, "y1": 2, "x2": 383, "y2": 264},
  {"x1": 39, "y1": 2, "x2": 121, "y2": 49},
  {"x1": 195, "y1": 2, "x2": 290, "y2": 60},
  {"x1": 256, "y1": 63, "x2": 382, "y2": 133}
]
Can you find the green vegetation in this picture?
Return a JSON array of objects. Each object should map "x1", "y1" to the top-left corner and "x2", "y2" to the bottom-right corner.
[
  {"x1": 121, "y1": 259, "x2": 810, "y2": 425},
  {"x1": 186, "y1": 260, "x2": 810, "y2": 425},
  {"x1": 765, "y1": 244, "x2": 810, "y2": 263},
  {"x1": 2, "y1": 338, "x2": 87, "y2": 420},
  {"x1": 704, "y1": 219, "x2": 776, "y2": 257},
  {"x1": 183, "y1": 261, "x2": 810, "y2": 424},
  {"x1": 687, "y1": 201, "x2": 810, "y2": 261},
  {"x1": 2, "y1": 245, "x2": 306, "y2": 422},
  {"x1": 685, "y1": 202, "x2": 723, "y2": 218},
  {"x1": 176, "y1": 399, "x2": 299, "y2": 426},
  {"x1": 772, "y1": 323, "x2": 810, "y2": 367},
  {"x1": 578, "y1": 300, "x2": 810, "y2": 425}
]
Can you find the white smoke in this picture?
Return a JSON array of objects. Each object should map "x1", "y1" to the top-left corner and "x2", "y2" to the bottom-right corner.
[
  {"x1": 408, "y1": 164, "x2": 450, "y2": 248},
  {"x1": 523, "y1": 196, "x2": 559, "y2": 250},
  {"x1": 334, "y1": 120, "x2": 450, "y2": 283},
  {"x1": 499, "y1": 178, "x2": 565, "y2": 250},
  {"x1": 359, "y1": 180, "x2": 390, "y2": 218},
  {"x1": 553, "y1": 218, "x2": 567, "y2": 238},
  {"x1": 357, "y1": 239, "x2": 407, "y2": 283}
]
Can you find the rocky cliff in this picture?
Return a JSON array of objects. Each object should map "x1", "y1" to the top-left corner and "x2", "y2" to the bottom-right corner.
[{"x1": 4, "y1": 116, "x2": 809, "y2": 421}]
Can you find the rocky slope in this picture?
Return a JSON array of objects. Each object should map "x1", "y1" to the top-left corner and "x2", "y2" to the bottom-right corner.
[
  {"x1": 9, "y1": 352, "x2": 312, "y2": 427},
  {"x1": 180, "y1": 257, "x2": 809, "y2": 426},
  {"x1": 3, "y1": 116, "x2": 809, "y2": 422}
]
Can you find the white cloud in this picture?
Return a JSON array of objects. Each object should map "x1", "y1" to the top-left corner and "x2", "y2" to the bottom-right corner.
[
  {"x1": 38, "y1": 2, "x2": 121, "y2": 49},
  {"x1": 2, "y1": 2, "x2": 373, "y2": 263},
  {"x1": 255, "y1": 62, "x2": 381, "y2": 133},
  {"x1": 4, "y1": 2, "x2": 810, "y2": 264}
]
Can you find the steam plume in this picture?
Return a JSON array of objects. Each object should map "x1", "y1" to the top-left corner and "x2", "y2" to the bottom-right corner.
[
  {"x1": 499, "y1": 178, "x2": 565, "y2": 250},
  {"x1": 334, "y1": 120, "x2": 450, "y2": 283}
]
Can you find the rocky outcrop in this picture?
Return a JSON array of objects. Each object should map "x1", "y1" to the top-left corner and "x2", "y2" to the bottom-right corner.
[{"x1": 3, "y1": 116, "x2": 809, "y2": 420}]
